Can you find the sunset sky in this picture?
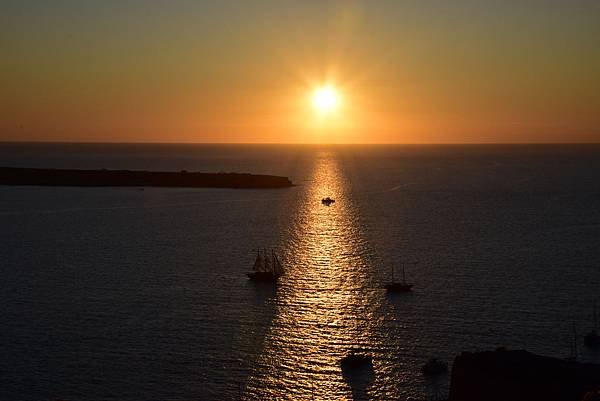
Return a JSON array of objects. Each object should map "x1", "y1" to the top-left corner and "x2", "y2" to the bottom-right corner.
[{"x1": 2, "y1": 1, "x2": 599, "y2": 143}]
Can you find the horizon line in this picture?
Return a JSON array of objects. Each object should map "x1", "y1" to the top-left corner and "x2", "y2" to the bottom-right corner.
[{"x1": 2, "y1": 140, "x2": 600, "y2": 146}]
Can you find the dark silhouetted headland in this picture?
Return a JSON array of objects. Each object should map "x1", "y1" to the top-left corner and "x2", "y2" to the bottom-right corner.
[
  {"x1": 449, "y1": 349, "x2": 600, "y2": 401},
  {"x1": 0, "y1": 167, "x2": 293, "y2": 189}
]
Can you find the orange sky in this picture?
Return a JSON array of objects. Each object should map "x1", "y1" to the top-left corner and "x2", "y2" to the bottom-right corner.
[{"x1": 2, "y1": 1, "x2": 599, "y2": 143}]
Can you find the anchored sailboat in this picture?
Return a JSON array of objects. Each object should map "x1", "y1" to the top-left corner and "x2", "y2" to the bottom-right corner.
[
  {"x1": 247, "y1": 248, "x2": 284, "y2": 282},
  {"x1": 385, "y1": 263, "x2": 413, "y2": 293}
]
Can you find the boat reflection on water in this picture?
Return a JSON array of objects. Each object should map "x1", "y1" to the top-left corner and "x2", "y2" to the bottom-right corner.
[{"x1": 243, "y1": 151, "x2": 388, "y2": 400}]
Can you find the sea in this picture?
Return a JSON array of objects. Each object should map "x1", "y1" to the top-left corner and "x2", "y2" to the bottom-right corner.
[{"x1": 1, "y1": 143, "x2": 599, "y2": 401}]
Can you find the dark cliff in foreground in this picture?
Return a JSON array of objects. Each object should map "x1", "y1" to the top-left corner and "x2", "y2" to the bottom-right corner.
[
  {"x1": 449, "y1": 349, "x2": 600, "y2": 401},
  {"x1": 0, "y1": 167, "x2": 293, "y2": 189}
]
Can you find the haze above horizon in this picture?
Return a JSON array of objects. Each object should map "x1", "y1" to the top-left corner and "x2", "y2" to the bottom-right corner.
[{"x1": 2, "y1": 1, "x2": 599, "y2": 144}]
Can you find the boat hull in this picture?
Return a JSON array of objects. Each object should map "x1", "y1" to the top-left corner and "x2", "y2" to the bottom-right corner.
[
  {"x1": 246, "y1": 272, "x2": 281, "y2": 282},
  {"x1": 341, "y1": 354, "x2": 373, "y2": 369},
  {"x1": 385, "y1": 283, "x2": 413, "y2": 293}
]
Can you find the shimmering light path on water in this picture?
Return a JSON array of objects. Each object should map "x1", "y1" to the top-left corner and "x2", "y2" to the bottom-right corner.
[{"x1": 244, "y1": 151, "x2": 420, "y2": 400}]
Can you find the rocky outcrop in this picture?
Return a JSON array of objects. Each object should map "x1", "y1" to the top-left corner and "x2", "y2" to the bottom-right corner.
[{"x1": 448, "y1": 349, "x2": 600, "y2": 401}]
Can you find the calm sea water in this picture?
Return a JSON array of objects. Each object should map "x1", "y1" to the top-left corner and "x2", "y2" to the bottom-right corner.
[{"x1": 1, "y1": 143, "x2": 599, "y2": 401}]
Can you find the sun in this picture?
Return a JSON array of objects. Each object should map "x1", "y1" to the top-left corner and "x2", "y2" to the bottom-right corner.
[{"x1": 311, "y1": 85, "x2": 341, "y2": 114}]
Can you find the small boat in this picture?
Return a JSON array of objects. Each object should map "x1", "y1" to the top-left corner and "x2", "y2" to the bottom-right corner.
[
  {"x1": 584, "y1": 300, "x2": 600, "y2": 347},
  {"x1": 421, "y1": 358, "x2": 448, "y2": 376},
  {"x1": 246, "y1": 249, "x2": 284, "y2": 282},
  {"x1": 321, "y1": 197, "x2": 335, "y2": 206},
  {"x1": 385, "y1": 264, "x2": 413, "y2": 293},
  {"x1": 341, "y1": 352, "x2": 373, "y2": 370}
]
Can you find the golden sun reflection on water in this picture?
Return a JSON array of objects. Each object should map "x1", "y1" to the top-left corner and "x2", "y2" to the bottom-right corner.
[{"x1": 244, "y1": 151, "x2": 390, "y2": 400}]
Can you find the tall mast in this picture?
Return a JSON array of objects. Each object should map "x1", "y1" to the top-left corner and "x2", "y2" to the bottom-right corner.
[
  {"x1": 253, "y1": 248, "x2": 264, "y2": 272},
  {"x1": 264, "y1": 248, "x2": 272, "y2": 272},
  {"x1": 273, "y1": 251, "x2": 283, "y2": 275}
]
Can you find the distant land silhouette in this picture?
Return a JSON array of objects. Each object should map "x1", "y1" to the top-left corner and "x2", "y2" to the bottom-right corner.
[{"x1": 0, "y1": 167, "x2": 293, "y2": 189}]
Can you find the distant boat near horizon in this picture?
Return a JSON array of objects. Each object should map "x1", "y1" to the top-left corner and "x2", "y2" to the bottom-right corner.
[
  {"x1": 321, "y1": 197, "x2": 335, "y2": 206},
  {"x1": 246, "y1": 248, "x2": 284, "y2": 282}
]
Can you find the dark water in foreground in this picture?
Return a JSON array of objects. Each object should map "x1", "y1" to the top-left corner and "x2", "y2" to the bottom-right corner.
[{"x1": 1, "y1": 143, "x2": 599, "y2": 401}]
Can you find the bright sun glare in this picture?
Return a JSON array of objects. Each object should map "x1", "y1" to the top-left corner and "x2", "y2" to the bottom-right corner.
[{"x1": 311, "y1": 85, "x2": 340, "y2": 114}]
